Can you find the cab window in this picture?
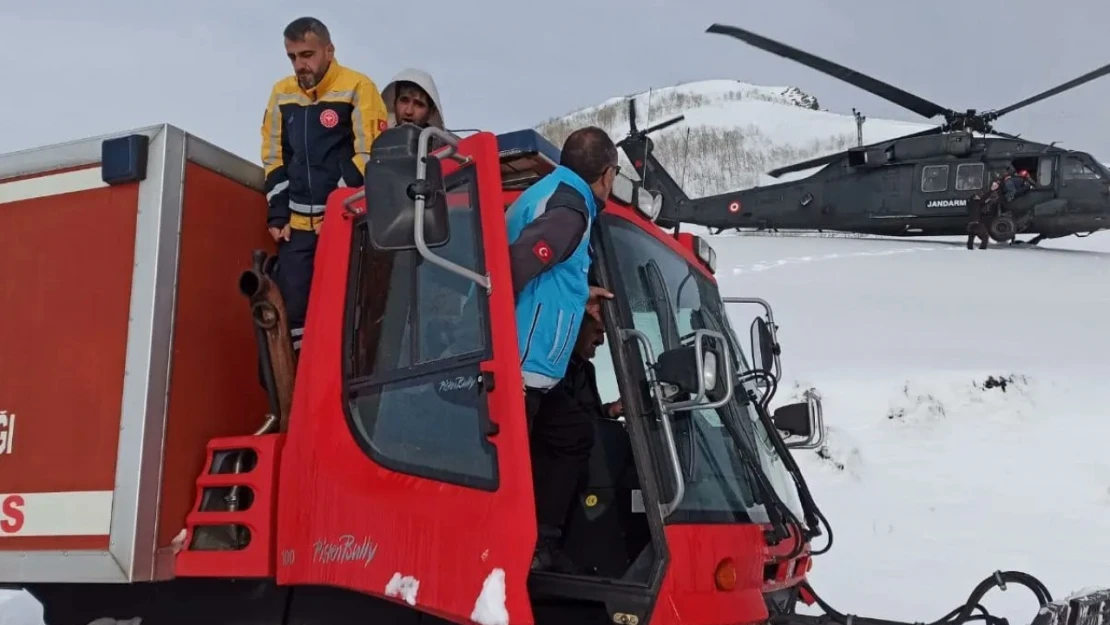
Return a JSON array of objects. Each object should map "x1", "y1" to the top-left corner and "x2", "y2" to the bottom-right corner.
[
  {"x1": 1037, "y1": 156, "x2": 1054, "y2": 186},
  {"x1": 1061, "y1": 155, "x2": 1102, "y2": 181},
  {"x1": 955, "y1": 163, "x2": 984, "y2": 191},
  {"x1": 603, "y1": 215, "x2": 770, "y2": 524},
  {"x1": 921, "y1": 165, "x2": 949, "y2": 192},
  {"x1": 344, "y1": 167, "x2": 498, "y2": 490}
]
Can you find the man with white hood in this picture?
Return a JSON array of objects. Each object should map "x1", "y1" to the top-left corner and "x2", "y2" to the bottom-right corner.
[{"x1": 380, "y1": 68, "x2": 445, "y2": 130}]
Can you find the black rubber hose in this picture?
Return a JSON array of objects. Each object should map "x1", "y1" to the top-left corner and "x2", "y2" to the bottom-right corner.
[{"x1": 798, "y1": 570, "x2": 1052, "y2": 625}]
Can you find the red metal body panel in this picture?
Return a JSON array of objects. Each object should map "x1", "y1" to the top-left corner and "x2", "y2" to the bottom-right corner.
[
  {"x1": 275, "y1": 132, "x2": 537, "y2": 624},
  {"x1": 0, "y1": 176, "x2": 139, "y2": 552},
  {"x1": 0, "y1": 126, "x2": 286, "y2": 583},
  {"x1": 158, "y1": 163, "x2": 275, "y2": 551},
  {"x1": 652, "y1": 525, "x2": 768, "y2": 625}
]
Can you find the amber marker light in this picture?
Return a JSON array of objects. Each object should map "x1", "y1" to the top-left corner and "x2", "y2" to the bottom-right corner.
[{"x1": 714, "y1": 557, "x2": 738, "y2": 591}]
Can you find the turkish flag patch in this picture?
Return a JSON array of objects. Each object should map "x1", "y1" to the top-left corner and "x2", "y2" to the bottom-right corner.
[
  {"x1": 532, "y1": 240, "x2": 553, "y2": 264},
  {"x1": 377, "y1": 119, "x2": 388, "y2": 131}
]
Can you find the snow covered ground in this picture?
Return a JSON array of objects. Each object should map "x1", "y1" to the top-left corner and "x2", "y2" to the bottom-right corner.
[{"x1": 707, "y1": 230, "x2": 1110, "y2": 624}]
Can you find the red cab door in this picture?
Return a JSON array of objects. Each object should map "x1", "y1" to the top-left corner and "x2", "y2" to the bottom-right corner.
[{"x1": 276, "y1": 131, "x2": 535, "y2": 625}]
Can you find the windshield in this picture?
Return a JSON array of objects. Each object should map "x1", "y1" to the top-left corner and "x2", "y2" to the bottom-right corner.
[
  {"x1": 715, "y1": 308, "x2": 806, "y2": 523},
  {"x1": 597, "y1": 215, "x2": 804, "y2": 524},
  {"x1": 1092, "y1": 157, "x2": 1110, "y2": 179}
]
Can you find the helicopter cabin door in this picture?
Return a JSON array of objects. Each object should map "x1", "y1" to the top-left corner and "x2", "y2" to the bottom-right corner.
[
  {"x1": 915, "y1": 160, "x2": 985, "y2": 216},
  {"x1": 276, "y1": 130, "x2": 536, "y2": 625}
]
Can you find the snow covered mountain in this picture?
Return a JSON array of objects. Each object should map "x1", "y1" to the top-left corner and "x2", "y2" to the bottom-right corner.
[{"x1": 536, "y1": 79, "x2": 936, "y2": 196}]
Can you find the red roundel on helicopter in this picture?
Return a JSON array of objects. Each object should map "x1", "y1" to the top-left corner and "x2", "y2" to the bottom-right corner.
[{"x1": 728, "y1": 200, "x2": 741, "y2": 213}]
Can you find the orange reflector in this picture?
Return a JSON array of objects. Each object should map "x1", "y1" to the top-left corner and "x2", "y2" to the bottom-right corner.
[{"x1": 714, "y1": 557, "x2": 737, "y2": 591}]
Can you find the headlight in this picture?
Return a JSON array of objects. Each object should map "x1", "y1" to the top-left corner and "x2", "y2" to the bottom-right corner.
[
  {"x1": 703, "y1": 351, "x2": 718, "y2": 391},
  {"x1": 636, "y1": 187, "x2": 662, "y2": 221},
  {"x1": 611, "y1": 172, "x2": 634, "y2": 204},
  {"x1": 694, "y1": 236, "x2": 717, "y2": 273}
]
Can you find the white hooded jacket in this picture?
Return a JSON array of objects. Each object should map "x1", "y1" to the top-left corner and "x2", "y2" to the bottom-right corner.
[{"x1": 380, "y1": 68, "x2": 445, "y2": 130}]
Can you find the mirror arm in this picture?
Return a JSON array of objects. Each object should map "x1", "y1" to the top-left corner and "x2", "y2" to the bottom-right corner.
[
  {"x1": 782, "y1": 388, "x2": 827, "y2": 450},
  {"x1": 723, "y1": 296, "x2": 782, "y2": 379},
  {"x1": 412, "y1": 126, "x2": 491, "y2": 293},
  {"x1": 621, "y1": 328, "x2": 686, "y2": 517},
  {"x1": 665, "y1": 329, "x2": 734, "y2": 411}
]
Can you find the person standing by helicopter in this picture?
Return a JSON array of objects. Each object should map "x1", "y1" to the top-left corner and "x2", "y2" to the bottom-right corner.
[{"x1": 966, "y1": 192, "x2": 991, "y2": 250}]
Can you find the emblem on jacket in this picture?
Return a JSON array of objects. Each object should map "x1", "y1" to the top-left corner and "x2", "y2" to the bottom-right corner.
[
  {"x1": 533, "y1": 240, "x2": 553, "y2": 263},
  {"x1": 319, "y1": 109, "x2": 339, "y2": 128}
]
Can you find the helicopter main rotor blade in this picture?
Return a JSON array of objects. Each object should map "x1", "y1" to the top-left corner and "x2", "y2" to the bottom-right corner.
[
  {"x1": 706, "y1": 23, "x2": 954, "y2": 122},
  {"x1": 992, "y1": 61, "x2": 1110, "y2": 118}
]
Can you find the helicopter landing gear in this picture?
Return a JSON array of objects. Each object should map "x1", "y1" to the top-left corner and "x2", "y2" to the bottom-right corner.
[
  {"x1": 988, "y1": 215, "x2": 1016, "y2": 243},
  {"x1": 1009, "y1": 234, "x2": 1044, "y2": 246},
  {"x1": 1027, "y1": 234, "x2": 1045, "y2": 245}
]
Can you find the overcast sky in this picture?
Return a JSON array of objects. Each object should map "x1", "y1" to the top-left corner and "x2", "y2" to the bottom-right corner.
[{"x1": 4, "y1": 0, "x2": 1110, "y2": 164}]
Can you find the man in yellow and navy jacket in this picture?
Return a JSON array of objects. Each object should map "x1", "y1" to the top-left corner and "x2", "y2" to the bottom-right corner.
[{"x1": 261, "y1": 16, "x2": 389, "y2": 352}]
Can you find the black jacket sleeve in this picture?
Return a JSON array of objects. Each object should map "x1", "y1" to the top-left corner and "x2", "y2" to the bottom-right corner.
[{"x1": 509, "y1": 185, "x2": 590, "y2": 295}]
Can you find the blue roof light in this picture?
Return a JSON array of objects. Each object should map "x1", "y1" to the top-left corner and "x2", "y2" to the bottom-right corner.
[{"x1": 495, "y1": 129, "x2": 560, "y2": 165}]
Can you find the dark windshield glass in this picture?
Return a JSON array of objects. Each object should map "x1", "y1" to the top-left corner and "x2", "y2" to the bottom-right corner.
[
  {"x1": 706, "y1": 297, "x2": 807, "y2": 523},
  {"x1": 605, "y1": 216, "x2": 796, "y2": 523}
]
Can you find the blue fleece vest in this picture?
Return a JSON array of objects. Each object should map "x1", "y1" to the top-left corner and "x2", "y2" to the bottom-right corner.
[{"x1": 505, "y1": 166, "x2": 599, "y2": 389}]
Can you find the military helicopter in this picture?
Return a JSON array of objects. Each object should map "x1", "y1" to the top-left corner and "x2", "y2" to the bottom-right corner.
[{"x1": 621, "y1": 23, "x2": 1110, "y2": 246}]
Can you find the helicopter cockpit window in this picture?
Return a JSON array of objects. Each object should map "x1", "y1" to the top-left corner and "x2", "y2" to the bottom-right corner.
[
  {"x1": 955, "y1": 163, "x2": 984, "y2": 191},
  {"x1": 921, "y1": 165, "x2": 949, "y2": 192},
  {"x1": 1061, "y1": 155, "x2": 1102, "y2": 181}
]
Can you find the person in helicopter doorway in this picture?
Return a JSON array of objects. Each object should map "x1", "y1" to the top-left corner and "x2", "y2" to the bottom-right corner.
[
  {"x1": 986, "y1": 167, "x2": 1034, "y2": 214},
  {"x1": 530, "y1": 303, "x2": 623, "y2": 573},
  {"x1": 978, "y1": 168, "x2": 1035, "y2": 245},
  {"x1": 1002, "y1": 168, "x2": 1036, "y2": 204},
  {"x1": 977, "y1": 170, "x2": 1009, "y2": 223}
]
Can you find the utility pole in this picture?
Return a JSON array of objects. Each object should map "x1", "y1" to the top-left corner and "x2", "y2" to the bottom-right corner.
[{"x1": 852, "y1": 108, "x2": 866, "y2": 147}]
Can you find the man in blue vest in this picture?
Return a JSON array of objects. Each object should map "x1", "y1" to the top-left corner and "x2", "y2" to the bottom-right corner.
[
  {"x1": 505, "y1": 125, "x2": 619, "y2": 572},
  {"x1": 506, "y1": 126, "x2": 618, "y2": 425}
]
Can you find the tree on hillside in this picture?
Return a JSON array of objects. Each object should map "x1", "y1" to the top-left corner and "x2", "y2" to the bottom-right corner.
[{"x1": 536, "y1": 87, "x2": 853, "y2": 198}]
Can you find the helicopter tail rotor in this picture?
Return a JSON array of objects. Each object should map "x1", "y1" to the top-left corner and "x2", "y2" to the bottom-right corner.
[{"x1": 624, "y1": 96, "x2": 685, "y2": 142}]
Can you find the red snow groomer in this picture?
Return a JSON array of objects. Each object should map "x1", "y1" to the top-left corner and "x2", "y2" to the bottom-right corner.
[{"x1": 0, "y1": 119, "x2": 1105, "y2": 625}]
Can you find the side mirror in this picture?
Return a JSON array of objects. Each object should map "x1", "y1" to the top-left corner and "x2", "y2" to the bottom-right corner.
[
  {"x1": 651, "y1": 330, "x2": 732, "y2": 411},
  {"x1": 771, "y1": 403, "x2": 810, "y2": 438},
  {"x1": 363, "y1": 124, "x2": 450, "y2": 251},
  {"x1": 723, "y1": 297, "x2": 782, "y2": 381},
  {"x1": 771, "y1": 389, "x2": 826, "y2": 450},
  {"x1": 750, "y1": 317, "x2": 778, "y2": 373}
]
